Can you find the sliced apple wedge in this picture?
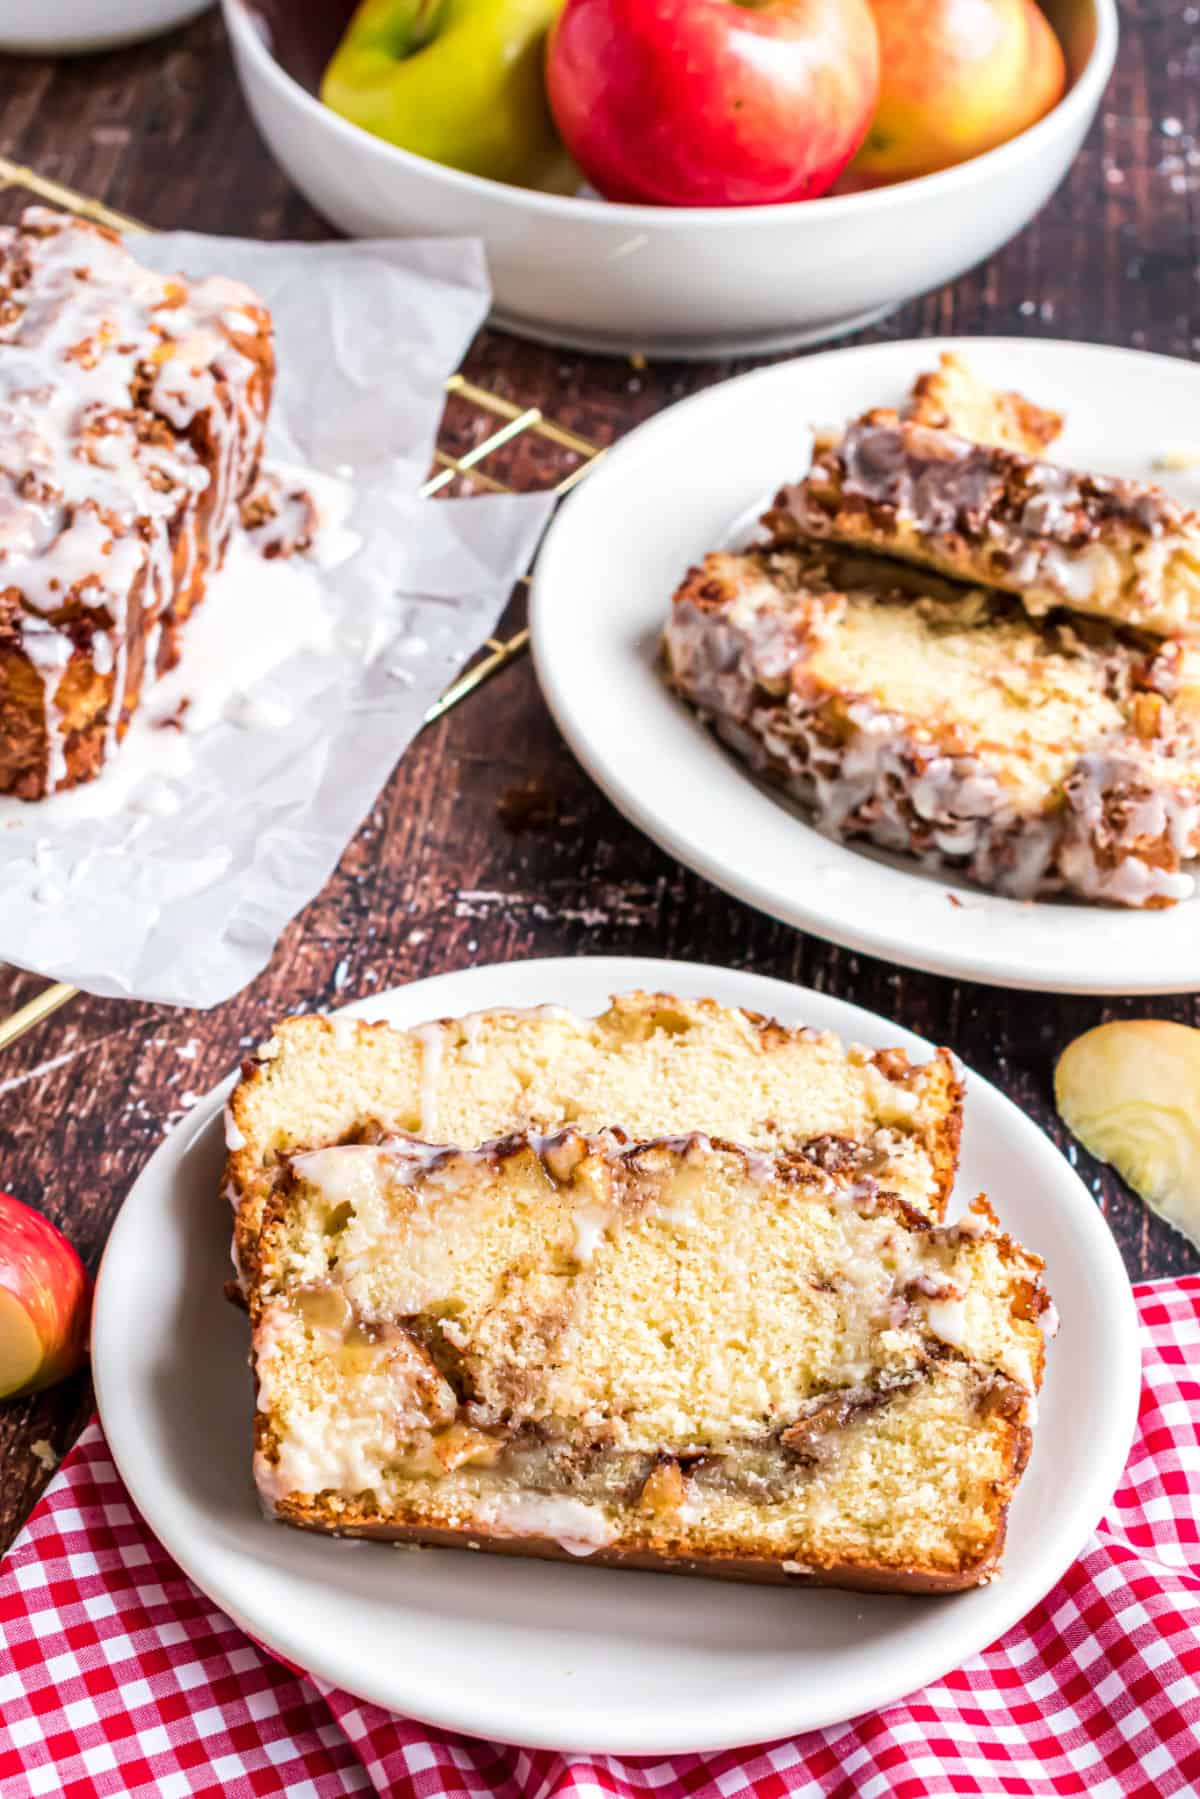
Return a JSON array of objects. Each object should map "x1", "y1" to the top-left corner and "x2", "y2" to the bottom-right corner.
[
  {"x1": 1055, "y1": 1021, "x2": 1200, "y2": 1250},
  {"x1": 0, "y1": 1193, "x2": 90, "y2": 1399}
]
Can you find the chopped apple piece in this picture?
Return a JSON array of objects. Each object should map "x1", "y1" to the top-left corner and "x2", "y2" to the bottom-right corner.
[
  {"x1": 0, "y1": 1193, "x2": 90, "y2": 1399},
  {"x1": 1055, "y1": 1021, "x2": 1200, "y2": 1250}
]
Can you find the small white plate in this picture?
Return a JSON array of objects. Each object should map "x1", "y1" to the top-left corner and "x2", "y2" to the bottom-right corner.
[
  {"x1": 92, "y1": 956, "x2": 1140, "y2": 1755},
  {"x1": 531, "y1": 337, "x2": 1200, "y2": 993}
]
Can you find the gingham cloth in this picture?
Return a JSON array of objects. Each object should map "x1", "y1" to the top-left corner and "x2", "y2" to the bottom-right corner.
[{"x1": 1, "y1": 1277, "x2": 1198, "y2": 1799}]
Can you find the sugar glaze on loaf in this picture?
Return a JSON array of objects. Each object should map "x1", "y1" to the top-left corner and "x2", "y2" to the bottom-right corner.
[{"x1": 0, "y1": 207, "x2": 273, "y2": 797}]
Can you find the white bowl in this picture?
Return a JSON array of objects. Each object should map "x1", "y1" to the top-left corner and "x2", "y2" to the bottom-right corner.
[
  {"x1": 0, "y1": 0, "x2": 208, "y2": 52},
  {"x1": 223, "y1": 0, "x2": 1116, "y2": 359}
]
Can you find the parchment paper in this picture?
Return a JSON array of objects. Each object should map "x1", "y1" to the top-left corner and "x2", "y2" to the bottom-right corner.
[{"x1": 0, "y1": 234, "x2": 556, "y2": 1007}]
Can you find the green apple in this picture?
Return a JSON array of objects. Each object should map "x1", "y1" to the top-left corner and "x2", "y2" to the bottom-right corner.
[{"x1": 321, "y1": 0, "x2": 576, "y2": 192}]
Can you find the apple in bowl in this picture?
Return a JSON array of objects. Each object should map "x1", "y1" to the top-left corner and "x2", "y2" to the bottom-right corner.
[
  {"x1": 322, "y1": 0, "x2": 576, "y2": 191},
  {"x1": 848, "y1": 0, "x2": 1066, "y2": 184},
  {"x1": 0, "y1": 1192, "x2": 90, "y2": 1399},
  {"x1": 546, "y1": 0, "x2": 881, "y2": 206}
]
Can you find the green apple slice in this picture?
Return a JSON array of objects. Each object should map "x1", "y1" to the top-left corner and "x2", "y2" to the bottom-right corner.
[{"x1": 1055, "y1": 1021, "x2": 1200, "y2": 1250}]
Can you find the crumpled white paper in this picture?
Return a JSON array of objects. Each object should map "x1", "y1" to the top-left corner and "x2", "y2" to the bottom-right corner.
[{"x1": 0, "y1": 233, "x2": 555, "y2": 1008}]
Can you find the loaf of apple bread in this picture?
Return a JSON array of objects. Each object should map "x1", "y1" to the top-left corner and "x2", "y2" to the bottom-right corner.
[
  {"x1": 769, "y1": 408, "x2": 1200, "y2": 638},
  {"x1": 223, "y1": 992, "x2": 963, "y2": 1286},
  {"x1": 0, "y1": 206, "x2": 273, "y2": 798},
  {"x1": 249, "y1": 1128, "x2": 1053, "y2": 1592},
  {"x1": 664, "y1": 541, "x2": 1200, "y2": 907}
]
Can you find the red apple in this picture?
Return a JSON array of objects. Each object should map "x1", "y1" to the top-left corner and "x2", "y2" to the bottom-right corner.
[
  {"x1": 545, "y1": 0, "x2": 880, "y2": 207},
  {"x1": 0, "y1": 1192, "x2": 90, "y2": 1399}
]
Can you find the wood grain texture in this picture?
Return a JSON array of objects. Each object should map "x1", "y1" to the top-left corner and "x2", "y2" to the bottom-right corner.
[{"x1": 1, "y1": 0, "x2": 1198, "y2": 1552}]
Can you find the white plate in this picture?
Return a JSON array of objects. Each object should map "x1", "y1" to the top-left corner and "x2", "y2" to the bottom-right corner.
[
  {"x1": 531, "y1": 337, "x2": 1200, "y2": 993},
  {"x1": 92, "y1": 956, "x2": 1140, "y2": 1755}
]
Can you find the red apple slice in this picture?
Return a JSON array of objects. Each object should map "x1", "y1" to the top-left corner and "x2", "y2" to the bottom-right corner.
[{"x1": 0, "y1": 1193, "x2": 90, "y2": 1398}]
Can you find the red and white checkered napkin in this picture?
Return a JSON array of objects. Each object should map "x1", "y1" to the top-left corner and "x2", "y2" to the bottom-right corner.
[{"x1": 2, "y1": 1277, "x2": 1199, "y2": 1799}]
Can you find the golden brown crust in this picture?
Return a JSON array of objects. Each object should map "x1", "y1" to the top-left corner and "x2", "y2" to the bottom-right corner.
[
  {"x1": 263, "y1": 1358, "x2": 1031, "y2": 1594},
  {"x1": 271, "y1": 1513, "x2": 1007, "y2": 1594},
  {"x1": 905, "y1": 352, "x2": 1063, "y2": 456},
  {"x1": 916, "y1": 1050, "x2": 962, "y2": 1219}
]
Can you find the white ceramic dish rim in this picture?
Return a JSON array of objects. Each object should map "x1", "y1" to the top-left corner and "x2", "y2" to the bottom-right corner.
[
  {"x1": 529, "y1": 335, "x2": 1200, "y2": 995},
  {"x1": 223, "y1": 0, "x2": 1117, "y2": 230},
  {"x1": 0, "y1": 0, "x2": 208, "y2": 51},
  {"x1": 91, "y1": 955, "x2": 1142, "y2": 1755}
]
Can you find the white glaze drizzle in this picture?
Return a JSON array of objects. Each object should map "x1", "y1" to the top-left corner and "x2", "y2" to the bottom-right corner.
[
  {"x1": 665, "y1": 589, "x2": 1200, "y2": 909},
  {"x1": 474, "y1": 1490, "x2": 616, "y2": 1557},
  {"x1": 786, "y1": 415, "x2": 1196, "y2": 628},
  {"x1": 0, "y1": 207, "x2": 267, "y2": 796}
]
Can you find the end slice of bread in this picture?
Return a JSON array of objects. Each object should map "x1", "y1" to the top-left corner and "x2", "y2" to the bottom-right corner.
[
  {"x1": 224, "y1": 992, "x2": 963, "y2": 1284},
  {"x1": 250, "y1": 1129, "x2": 1053, "y2": 1593},
  {"x1": 905, "y1": 352, "x2": 1064, "y2": 457},
  {"x1": 770, "y1": 407, "x2": 1200, "y2": 639}
]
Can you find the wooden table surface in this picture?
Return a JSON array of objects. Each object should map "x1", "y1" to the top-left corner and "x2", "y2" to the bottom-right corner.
[{"x1": 1, "y1": 1, "x2": 1197, "y2": 1553}]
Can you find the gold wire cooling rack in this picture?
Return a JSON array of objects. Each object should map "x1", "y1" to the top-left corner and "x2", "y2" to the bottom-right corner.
[{"x1": 0, "y1": 156, "x2": 608, "y2": 1052}]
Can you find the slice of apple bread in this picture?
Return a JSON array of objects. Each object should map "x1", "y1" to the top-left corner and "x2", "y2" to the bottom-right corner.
[
  {"x1": 664, "y1": 541, "x2": 1200, "y2": 907},
  {"x1": 249, "y1": 1129, "x2": 1053, "y2": 1593},
  {"x1": 223, "y1": 992, "x2": 963, "y2": 1287},
  {"x1": 768, "y1": 408, "x2": 1200, "y2": 638}
]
